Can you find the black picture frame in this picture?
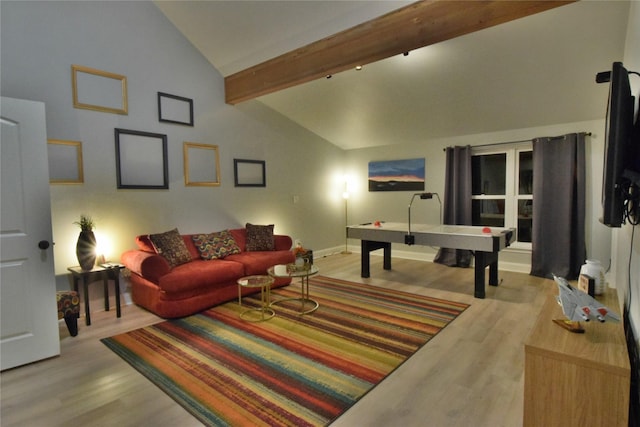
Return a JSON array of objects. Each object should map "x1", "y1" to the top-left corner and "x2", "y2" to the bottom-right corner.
[
  {"x1": 115, "y1": 128, "x2": 168, "y2": 189},
  {"x1": 158, "y1": 92, "x2": 194, "y2": 126},
  {"x1": 234, "y1": 159, "x2": 266, "y2": 187}
]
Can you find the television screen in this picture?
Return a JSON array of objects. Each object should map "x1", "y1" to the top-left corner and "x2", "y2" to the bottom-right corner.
[{"x1": 600, "y1": 62, "x2": 636, "y2": 227}]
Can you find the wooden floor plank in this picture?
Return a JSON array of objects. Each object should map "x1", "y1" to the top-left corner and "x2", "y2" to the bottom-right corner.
[{"x1": 1, "y1": 253, "x2": 549, "y2": 427}]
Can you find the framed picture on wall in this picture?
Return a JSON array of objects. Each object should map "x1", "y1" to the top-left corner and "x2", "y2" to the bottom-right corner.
[
  {"x1": 115, "y1": 128, "x2": 168, "y2": 189},
  {"x1": 368, "y1": 158, "x2": 425, "y2": 192},
  {"x1": 71, "y1": 64, "x2": 128, "y2": 115},
  {"x1": 233, "y1": 159, "x2": 266, "y2": 187},
  {"x1": 183, "y1": 142, "x2": 220, "y2": 186},
  {"x1": 47, "y1": 139, "x2": 84, "y2": 184},
  {"x1": 158, "y1": 92, "x2": 194, "y2": 126}
]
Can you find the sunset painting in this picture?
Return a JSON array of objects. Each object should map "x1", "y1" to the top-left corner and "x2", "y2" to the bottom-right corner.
[{"x1": 368, "y1": 158, "x2": 425, "y2": 192}]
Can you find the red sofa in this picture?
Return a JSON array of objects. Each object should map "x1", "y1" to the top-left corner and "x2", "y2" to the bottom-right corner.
[{"x1": 121, "y1": 228, "x2": 295, "y2": 318}]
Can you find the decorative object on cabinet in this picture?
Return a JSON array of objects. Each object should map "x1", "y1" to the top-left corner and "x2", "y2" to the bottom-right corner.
[
  {"x1": 234, "y1": 159, "x2": 266, "y2": 187},
  {"x1": 74, "y1": 214, "x2": 97, "y2": 271},
  {"x1": 71, "y1": 64, "x2": 127, "y2": 115},
  {"x1": 579, "y1": 259, "x2": 606, "y2": 295},
  {"x1": 578, "y1": 273, "x2": 595, "y2": 296},
  {"x1": 115, "y1": 128, "x2": 168, "y2": 189},
  {"x1": 157, "y1": 92, "x2": 194, "y2": 126},
  {"x1": 47, "y1": 139, "x2": 84, "y2": 184},
  {"x1": 183, "y1": 142, "x2": 220, "y2": 187}
]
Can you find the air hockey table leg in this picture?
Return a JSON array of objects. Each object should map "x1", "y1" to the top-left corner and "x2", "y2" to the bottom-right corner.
[{"x1": 473, "y1": 251, "x2": 499, "y2": 299}]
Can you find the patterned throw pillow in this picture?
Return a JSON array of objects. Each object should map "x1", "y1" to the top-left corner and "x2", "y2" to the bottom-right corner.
[
  {"x1": 192, "y1": 230, "x2": 241, "y2": 260},
  {"x1": 245, "y1": 223, "x2": 275, "y2": 251},
  {"x1": 148, "y1": 228, "x2": 191, "y2": 268}
]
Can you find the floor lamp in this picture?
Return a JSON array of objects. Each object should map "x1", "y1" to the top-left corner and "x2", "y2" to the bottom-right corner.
[{"x1": 341, "y1": 188, "x2": 351, "y2": 254}]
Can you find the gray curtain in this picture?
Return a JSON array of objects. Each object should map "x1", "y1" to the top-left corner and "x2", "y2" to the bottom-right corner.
[
  {"x1": 530, "y1": 133, "x2": 586, "y2": 279},
  {"x1": 434, "y1": 145, "x2": 473, "y2": 267}
]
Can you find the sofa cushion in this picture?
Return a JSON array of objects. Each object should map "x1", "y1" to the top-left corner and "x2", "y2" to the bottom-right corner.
[
  {"x1": 148, "y1": 228, "x2": 192, "y2": 268},
  {"x1": 192, "y1": 230, "x2": 241, "y2": 260},
  {"x1": 245, "y1": 223, "x2": 274, "y2": 251},
  {"x1": 229, "y1": 229, "x2": 247, "y2": 251},
  {"x1": 135, "y1": 235, "x2": 156, "y2": 253},
  {"x1": 181, "y1": 235, "x2": 202, "y2": 261},
  {"x1": 121, "y1": 250, "x2": 171, "y2": 284},
  {"x1": 226, "y1": 250, "x2": 295, "y2": 276},
  {"x1": 158, "y1": 259, "x2": 245, "y2": 293},
  {"x1": 138, "y1": 233, "x2": 199, "y2": 260}
]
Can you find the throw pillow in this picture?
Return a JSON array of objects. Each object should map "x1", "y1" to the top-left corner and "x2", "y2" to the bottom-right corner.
[
  {"x1": 192, "y1": 230, "x2": 241, "y2": 260},
  {"x1": 245, "y1": 223, "x2": 275, "y2": 251},
  {"x1": 148, "y1": 228, "x2": 191, "y2": 268}
]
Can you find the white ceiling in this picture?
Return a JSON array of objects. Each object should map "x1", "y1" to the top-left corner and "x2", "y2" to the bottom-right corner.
[{"x1": 155, "y1": 1, "x2": 631, "y2": 150}]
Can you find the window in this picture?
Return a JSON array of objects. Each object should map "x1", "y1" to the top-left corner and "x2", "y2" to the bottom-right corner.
[{"x1": 471, "y1": 143, "x2": 533, "y2": 248}]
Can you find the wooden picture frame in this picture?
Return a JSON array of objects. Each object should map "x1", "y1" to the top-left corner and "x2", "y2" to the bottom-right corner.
[
  {"x1": 115, "y1": 128, "x2": 168, "y2": 189},
  {"x1": 234, "y1": 159, "x2": 266, "y2": 187},
  {"x1": 158, "y1": 92, "x2": 194, "y2": 126},
  {"x1": 71, "y1": 64, "x2": 128, "y2": 115},
  {"x1": 183, "y1": 142, "x2": 220, "y2": 187},
  {"x1": 47, "y1": 139, "x2": 84, "y2": 184}
]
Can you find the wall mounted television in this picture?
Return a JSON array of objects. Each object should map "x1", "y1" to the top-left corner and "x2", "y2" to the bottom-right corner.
[{"x1": 598, "y1": 61, "x2": 639, "y2": 227}]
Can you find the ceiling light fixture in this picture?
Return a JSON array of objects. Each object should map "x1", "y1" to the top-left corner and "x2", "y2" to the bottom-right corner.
[
  {"x1": 355, "y1": 65, "x2": 362, "y2": 71},
  {"x1": 326, "y1": 74, "x2": 332, "y2": 79}
]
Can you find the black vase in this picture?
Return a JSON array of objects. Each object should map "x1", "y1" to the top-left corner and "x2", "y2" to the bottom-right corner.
[{"x1": 76, "y1": 231, "x2": 97, "y2": 270}]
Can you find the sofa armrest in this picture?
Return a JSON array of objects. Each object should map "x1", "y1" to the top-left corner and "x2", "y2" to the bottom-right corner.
[
  {"x1": 121, "y1": 250, "x2": 171, "y2": 284},
  {"x1": 274, "y1": 234, "x2": 293, "y2": 251}
]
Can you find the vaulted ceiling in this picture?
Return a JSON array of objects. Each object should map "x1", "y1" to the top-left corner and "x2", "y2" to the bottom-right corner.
[{"x1": 155, "y1": 1, "x2": 631, "y2": 150}]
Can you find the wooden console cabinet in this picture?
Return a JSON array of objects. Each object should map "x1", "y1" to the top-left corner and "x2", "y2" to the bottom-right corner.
[{"x1": 524, "y1": 286, "x2": 630, "y2": 426}]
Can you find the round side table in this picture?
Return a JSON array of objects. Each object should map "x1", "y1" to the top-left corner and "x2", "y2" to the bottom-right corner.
[
  {"x1": 237, "y1": 275, "x2": 275, "y2": 321},
  {"x1": 268, "y1": 264, "x2": 319, "y2": 315}
]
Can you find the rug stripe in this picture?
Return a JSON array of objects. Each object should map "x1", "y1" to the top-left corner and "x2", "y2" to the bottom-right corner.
[
  {"x1": 103, "y1": 276, "x2": 468, "y2": 426},
  {"x1": 158, "y1": 315, "x2": 368, "y2": 416}
]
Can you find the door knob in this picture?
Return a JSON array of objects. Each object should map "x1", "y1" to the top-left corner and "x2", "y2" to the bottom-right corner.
[{"x1": 38, "y1": 240, "x2": 50, "y2": 250}]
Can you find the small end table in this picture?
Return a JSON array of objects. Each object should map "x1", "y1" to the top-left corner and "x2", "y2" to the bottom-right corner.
[
  {"x1": 237, "y1": 275, "x2": 275, "y2": 322},
  {"x1": 67, "y1": 264, "x2": 124, "y2": 326},
  {"x1": 268, "y1": 264, "x2": 319, "y2": 314}
]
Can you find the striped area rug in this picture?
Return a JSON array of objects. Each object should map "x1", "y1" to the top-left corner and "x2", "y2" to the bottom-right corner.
[{"x1": 102, "y1": 276, "x2": 468, "y2": 426}]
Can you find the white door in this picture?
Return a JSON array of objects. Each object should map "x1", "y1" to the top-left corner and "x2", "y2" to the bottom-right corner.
[{"x1": 1, "y1": 97, "x2": 59, "y2": 370}]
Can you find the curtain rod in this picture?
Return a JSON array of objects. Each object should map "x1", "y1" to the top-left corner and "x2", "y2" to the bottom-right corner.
[{"x1": 442, "y1": 132, "x2": 592, "y2": 151}]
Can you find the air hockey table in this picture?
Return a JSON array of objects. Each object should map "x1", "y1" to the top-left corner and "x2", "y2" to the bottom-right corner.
[{"x1": 346, "y1": 222, "x2": 515, "y2": 298}]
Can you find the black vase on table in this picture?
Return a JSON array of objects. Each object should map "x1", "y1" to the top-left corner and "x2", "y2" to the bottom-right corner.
[{"x1": 76, "y1": 230, "x2": 97, "y2": 271}]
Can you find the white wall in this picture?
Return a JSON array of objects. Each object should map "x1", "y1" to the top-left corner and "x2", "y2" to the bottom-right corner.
[
  {"x1": 1, "y1": 0, "x2": 632, "y2": 301},
  {"x1": 345, "y1": 119, "x2": 611, "y2": 273},
  {"x1": 0, "y1": 1, "x2": 346, "y2": 287}
]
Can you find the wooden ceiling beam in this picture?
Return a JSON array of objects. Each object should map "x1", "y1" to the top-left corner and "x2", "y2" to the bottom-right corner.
[{"x1": 224, "y1": 0, "x2": 574, "y2": 105}]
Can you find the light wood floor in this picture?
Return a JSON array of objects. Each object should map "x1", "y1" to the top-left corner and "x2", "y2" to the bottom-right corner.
[{"x1": 1, "y1": 254, "x2": 551, "y2": 427}]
